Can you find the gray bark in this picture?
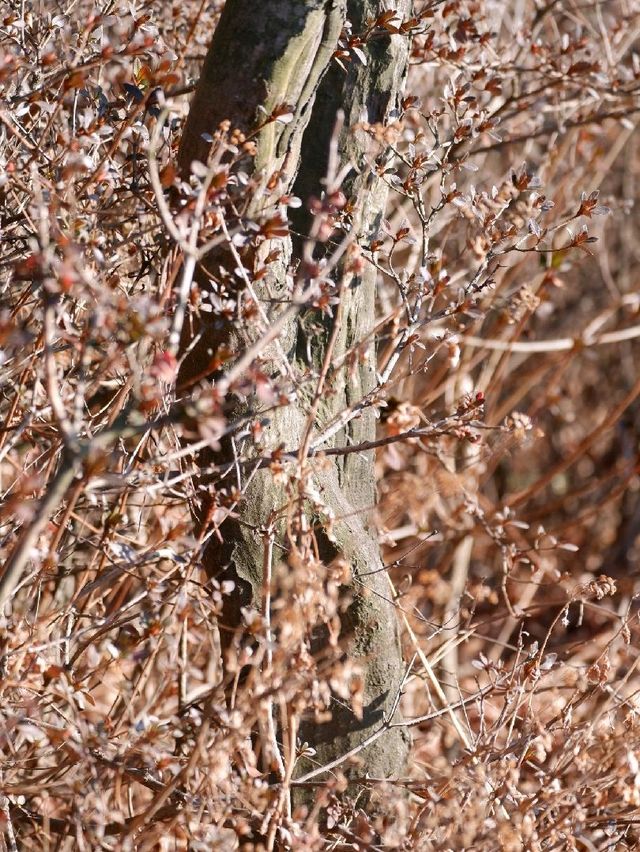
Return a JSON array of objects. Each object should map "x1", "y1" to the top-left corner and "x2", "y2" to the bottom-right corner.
[{"x1": 178, "y1": 0, "x2": 412, "y2": 793}]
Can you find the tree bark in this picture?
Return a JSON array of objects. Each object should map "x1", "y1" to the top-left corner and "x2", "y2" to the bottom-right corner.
[{"x1": 178, "y1": 0, "x2": 412, "y2": 791}]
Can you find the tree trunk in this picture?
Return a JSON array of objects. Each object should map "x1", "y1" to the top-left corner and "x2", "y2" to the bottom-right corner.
[{"x1": 178, "y1": 0, "x2": 412, "y2": 791}]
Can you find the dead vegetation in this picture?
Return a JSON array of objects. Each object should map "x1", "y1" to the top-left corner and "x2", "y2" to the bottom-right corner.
[{"x1": 2, "y1": 0, "x2": 640, "y2": 848}]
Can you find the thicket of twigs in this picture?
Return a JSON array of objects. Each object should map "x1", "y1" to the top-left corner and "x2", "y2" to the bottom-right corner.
[{"x1": 2, "y1": 0, "x2": 640, "y2": 848}]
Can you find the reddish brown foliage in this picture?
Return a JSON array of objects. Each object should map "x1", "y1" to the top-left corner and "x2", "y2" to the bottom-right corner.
[{"x1": 2, "y1": 0, "x2": 640, "y2": 848}]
